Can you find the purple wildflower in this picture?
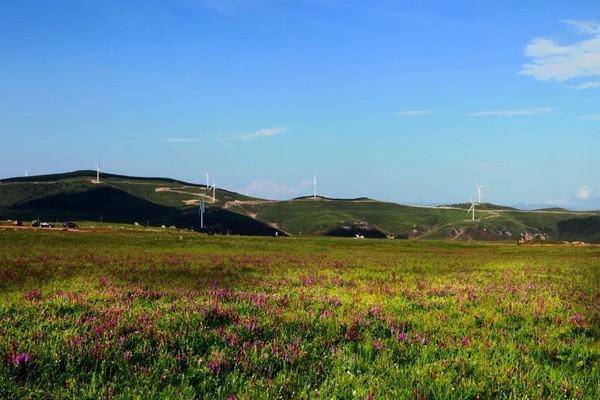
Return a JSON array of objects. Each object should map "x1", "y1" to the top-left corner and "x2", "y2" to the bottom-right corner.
[{"x1": 12, "y1": 353, "x2": 31, "y2": 366}]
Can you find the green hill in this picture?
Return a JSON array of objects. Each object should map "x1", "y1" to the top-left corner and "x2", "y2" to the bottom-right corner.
[
  {"x1": 0, "y1": 171, "x2": 275, "y2": 235},
  {"x1": 1, "y1": 171, "x2": 599, "y2": 241}
]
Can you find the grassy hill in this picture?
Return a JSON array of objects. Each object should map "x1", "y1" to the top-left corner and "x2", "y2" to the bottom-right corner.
[
  {"x1": 0, "y1": 171, "x2": 276, "y2": 235},
  {"x1": 228, "y1": 197, "x2": 599, "y2": 241},
  {"x1": 1, "y1": 171, "x2": 599, "y2": 241}
]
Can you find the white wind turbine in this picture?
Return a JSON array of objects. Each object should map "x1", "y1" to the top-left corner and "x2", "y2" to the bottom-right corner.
[
  {"x1": 468, "y1": 196, "x2": 476, "y2": 221},
  {"x1": 25, "y1": 169, "x2": 28, "y2": 177},
  {"x1": 475, "y1": 182, "x2": 485, "y2": 203},
  {"x1": 211, "y1": 178, "x2": 216, "y2": 203},
  {"x1": 95, "y1": 158, "x2": 102, "y2": 183},
  {"x1": 199, "y1": 193, "x2": 205, "y2": 228},
  {"x1": 313, "y1": 174, "x2": 317, "y2": 198}
]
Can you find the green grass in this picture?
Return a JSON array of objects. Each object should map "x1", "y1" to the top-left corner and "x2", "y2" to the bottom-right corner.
[{"x1": 0, "y1": 228, "x2": 598, "y2": 398}]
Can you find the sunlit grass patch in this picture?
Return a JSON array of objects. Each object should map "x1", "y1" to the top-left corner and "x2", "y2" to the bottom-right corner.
[{"x1": 0, "y1": 229, "x2": 598, "y2": 398}]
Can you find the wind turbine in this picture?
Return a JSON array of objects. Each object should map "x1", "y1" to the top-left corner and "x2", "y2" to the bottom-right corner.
[
  {"x1": 313, "y1": 174, "x2": 317, "y2": 198},
  {"x1": 25, "y1": 169, "x2": 28, "y2": 177},
  {"x1": 468, "y1": 196, "x2": 476, "y2": 221},
  {"x1": 96, "y1": 158, "x2": 102, "y2": 183},
  {"x1": 475, "y1": 182, "x2": 484, "y2": 203},
  {"x1": 211, "y1": 178, "x2": 216, "y2": 203},
  {"x1": 199, "y1": 194, "x2": 205, "y2": 228}
]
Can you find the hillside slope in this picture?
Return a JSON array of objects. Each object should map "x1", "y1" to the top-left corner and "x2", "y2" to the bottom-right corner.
[
  {"x1": 1, "y1": 171, "x2": 598, "y2": 241},
  {"x1": 228, "y1": 197, "x2": 599, "y2": 241},
  {"x1": 0, "y1": 171, "x2": 278, "y2": 236}
]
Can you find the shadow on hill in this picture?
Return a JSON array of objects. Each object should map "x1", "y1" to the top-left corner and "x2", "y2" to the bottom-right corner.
[
  {"x1": 6, "y1": 186, "x2": 282, "y2": 236},
  {"x1": 324, "y1": 224, "x2": 387, "y2": 239},
  {"x1": 171, "y1": 208, "x2": 282, "y2": 236},
  {"x1": 558, "y1": 216, "x2": 600, "y2": 243},
  {"x1": 12, "y1": 186, "x2": 181, "y2": 222}
]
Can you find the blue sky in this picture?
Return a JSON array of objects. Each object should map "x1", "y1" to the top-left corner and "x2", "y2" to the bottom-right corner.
[{"x1": 1, "y1": 1, "x2": 599, "y2": 210}]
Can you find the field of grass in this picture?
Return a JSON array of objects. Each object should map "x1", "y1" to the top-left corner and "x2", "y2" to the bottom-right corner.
[{"x1": 1, "y1": 227, "x2": 598, "y2": 398}]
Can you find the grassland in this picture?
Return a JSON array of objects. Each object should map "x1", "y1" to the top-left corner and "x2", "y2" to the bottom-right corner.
[{"x1": 0, "y1": 227, "x2": 598, "y2": 399}]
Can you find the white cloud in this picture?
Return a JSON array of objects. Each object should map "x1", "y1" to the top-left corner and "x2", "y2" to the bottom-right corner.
[
  {"x1": 395, "y1": 110, "x2": 432, "y2": 116},
  {"x1": 520, "y1": 20, "x2": 600, "y2": 82},
  {"x1": 575, "y1": 185, "x2": 592, "y2": 200},
  {"x1": 578, "y1": 114, "x2": 600, "y2": 120},
  {"x1": 468, "y1": 107, "x2": 553, "y2": 117},
  {"x1": 164, "y1": 137, "x2": 203, "y2": 143},
  {"x1": 236, "y1": 127, "x2": 287, "y2": 141},
  {"x1": 218, "y1": 127, "x2": 288, "y2": 143},
  {"x1": 544, "y1": 198, "x2": 568, "y2": 206},
  {"x1": 571, "y1": 81, "x2": 600, "y2": 89},
  {"x1": 564, "y1": 20, "x2": 600, "y2": 35}
]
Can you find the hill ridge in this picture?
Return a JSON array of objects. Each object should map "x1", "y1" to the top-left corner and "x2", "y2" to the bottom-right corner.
[{"x1": 1, "y1": 170, "x2": 599, "y2": 241}]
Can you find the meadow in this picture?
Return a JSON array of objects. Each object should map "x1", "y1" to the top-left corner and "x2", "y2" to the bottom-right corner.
[{"x1": 0, "y1": 227, "x2": 598, "y2": 399}]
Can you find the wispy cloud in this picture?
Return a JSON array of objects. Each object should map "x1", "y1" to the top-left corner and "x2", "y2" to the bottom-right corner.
[
  {"x1": 395, "y1": 110, "x2": 433, "y2": 116},
  {"x1": 575, "y1": 185, "x2": 592, "y2": 200},
  {"x1": 164, "y1": 137, "x2": 203, "y2": 143},
  {"x1": 578, "y1": 114, "x2": 600, "y2": 120},
  {"x1": 520, "y1": 20, "x2": 600, "y2": 82},
  {"x1": 218, "y1": 127, "x2": 288, "y2": 143},
  {"x1": 544, "y1": 198, "x2": 568, "y2": 206},
  {"x1": 571, "y1": 81, "x2": 600, "y2": 90},
  {"x1": 237, "y1": 127, "x2": 287, "y2": 141},
  {"x1": 468, "y1": 107, "x2": 553, "y2": 117}
]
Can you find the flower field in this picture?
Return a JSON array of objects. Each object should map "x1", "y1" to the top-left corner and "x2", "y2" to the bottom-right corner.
[{"x1": 1, "y1": 228, "x2": 598, "y2": 399}]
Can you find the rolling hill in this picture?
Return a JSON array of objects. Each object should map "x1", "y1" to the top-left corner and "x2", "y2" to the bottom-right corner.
[{"x1": 1, "y1": 170, "x2": 599, "y2": 242}]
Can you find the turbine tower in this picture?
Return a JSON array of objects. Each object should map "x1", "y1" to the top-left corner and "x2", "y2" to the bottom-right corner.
[
  {"x1": 313, "y1": 174, "x2": 317, "y2": 198},
  {"x1": 211, "y1": 178, "x2": 216, "y2": 203},
  {"x1": 468, "y1": 196, "x2": 476, "y2": 221},
  {"x1": 475, "y1": 182, "x2": 485, "y2": 203},
  {"x1": 25, "y1": 169, "x2": 28, "y2": 177},
  {"x1": 199, "y1": 194, "x2": 205, "y2": 228},
  {"x1": 96, "y1": 158, "x2": 102, "y2": 183}
]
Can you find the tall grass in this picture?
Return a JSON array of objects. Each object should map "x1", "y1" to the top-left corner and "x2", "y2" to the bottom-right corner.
[{"x1": 1, "y1": 228, "x2": 598, "y2": 398}]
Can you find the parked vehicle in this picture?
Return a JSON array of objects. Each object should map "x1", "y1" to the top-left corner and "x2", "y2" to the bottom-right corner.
[
  {"x1": 31, "y1": 220, "x2": 41, "y2": 227},
  {"x1": 39, "y1": 222, "x2": 54, "y2": 228},
  {"x1": 62, "y1": 221, "x2": 79, "y2": 228}
]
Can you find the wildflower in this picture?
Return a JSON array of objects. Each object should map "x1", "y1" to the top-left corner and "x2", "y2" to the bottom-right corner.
[{"x1": 12, "y1": 353, "x2": 31, "y2": 366}]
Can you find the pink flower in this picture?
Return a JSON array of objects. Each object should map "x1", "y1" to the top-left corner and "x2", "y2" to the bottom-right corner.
[{"x1": 12, "y1": 353, "x2": 31, "y2": 366}]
